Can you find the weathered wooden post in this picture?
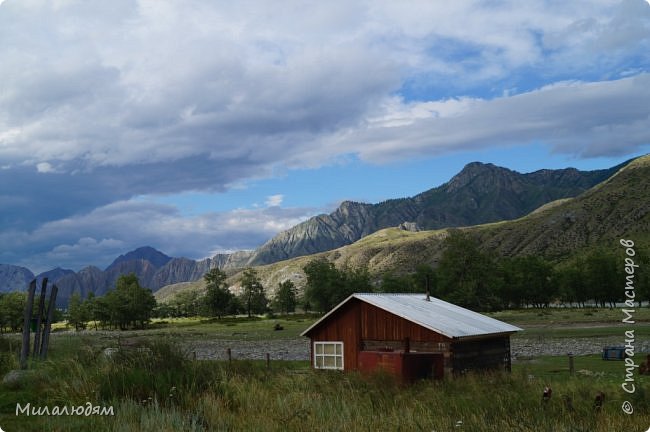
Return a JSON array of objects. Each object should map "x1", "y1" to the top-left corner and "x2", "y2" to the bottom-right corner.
[
  {"x1": 568, "y1": 353, "x2": 574, "y2": 376},
  {"x1": 32, "y1": 278, "x2": 48, "y2": 357},
  {"x1": 266, "y1": 353, "x2": 270, "y2": 369},
  {"x1": 227, "y1": 347, "x2": 232, "y2": 363},
  {"x1": 20, "y1": 280, "x2": 37, "y2": 369},
  {"x1": 39, "y1": 284, "x2": 58, "y2": 360}
]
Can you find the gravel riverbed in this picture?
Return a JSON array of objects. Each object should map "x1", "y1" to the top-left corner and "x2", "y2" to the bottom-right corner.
[{"x1": 182, "y1": 336, "x2": 650, "y2": 361}]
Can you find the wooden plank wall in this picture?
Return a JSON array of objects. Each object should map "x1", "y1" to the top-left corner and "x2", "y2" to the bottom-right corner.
[
  {"x1": 307, "y1": 299, "x2": 362, "y2": 370},
  {"x1": 359, "y1": 302, "x2": 451, "y2": 343}
]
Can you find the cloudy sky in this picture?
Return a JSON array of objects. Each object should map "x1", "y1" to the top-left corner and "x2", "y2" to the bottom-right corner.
[{"x1": 1, "y1": 0, "x2": 649, "y2": 273}]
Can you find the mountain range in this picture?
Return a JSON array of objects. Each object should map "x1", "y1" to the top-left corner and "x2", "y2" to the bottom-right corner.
[
  {"x1": 0, "y1": 157, "x2": 642, "y2": 306},
  {"x1": 0, "y1": 247, "x2": 253, "y2": 306},
  {"x1": 196, "y1": 153, "x2": 649, "y2": 298},
  {"x1": 245, "y1": 161, "x2": 621, "y2": 265}
]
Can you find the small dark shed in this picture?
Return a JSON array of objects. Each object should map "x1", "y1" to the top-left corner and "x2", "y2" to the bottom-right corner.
[{"x1": 301, "y1": 293, "x2": 522, "y2": 381}]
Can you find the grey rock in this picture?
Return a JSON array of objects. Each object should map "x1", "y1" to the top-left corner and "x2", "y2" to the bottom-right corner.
[
  {"x1": 398, "y1": 222, "x2": 420, "y2": 232},
  {"x1": 2, "y1": 369, "x2": 30, "y2": 388}
]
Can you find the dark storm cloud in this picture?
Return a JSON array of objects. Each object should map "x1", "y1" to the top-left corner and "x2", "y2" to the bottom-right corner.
[{"x1": 1, "y1": 0, "x2": 649, "y2": 270}]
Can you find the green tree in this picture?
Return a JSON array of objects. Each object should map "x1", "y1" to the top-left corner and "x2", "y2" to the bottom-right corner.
[
  {"x1": 555, "y1": 260, "x2": 589, "y2": 308},
  {"x1": 303, "y1": 260, "x2": 373, "y2": 313},
  {"x1": 170, "y1": 289, "x2": 203, "y2": 317},
  {"x1": 83, "y1": 292, "x2": 100, "y2": 330},
  {"x1": 583, "y1": 250, "x2": 621, "y2": 308},
  {"x1": 379, "y1": 272, "x2": 414, "y2": 293},
  {"x1": 239, "y1": 268, "x2": 267, "y2": 317},
  {"x1": 204, "y1": 268, "x2": 235, "y2": 319},
  {"x1": 273, "y1": 280, "x2": 297, "y2": 315},
  {"x1": 632, "y1": 249, "x2": 650, "y2": 307},
  {"x1": 341, "y1": 266, "x2": 373, "y2": 294},
  {"x1": 92, "y1": 296, "x2": 112, "y2": 329},
  {"x1": 0, "y1": 291, "x2": 26, "y2": 333},
  {"x1": 303, "y1": 259, "x2": 346, "y2": 313},
  {"x1": 105, "y1": 274, "x2": 157, "y2": 329},
  {"x1": 501, "y1": 256, "x2": 555, "y2": 308},
  {"x1": 436, "y1": 230, "x2": 502, "y2": 311},
  {"x1": 412, "y1": 264, "x2": 436, "y2": 295},
  {"x1": 67, "y1": 292, "x2": 90, "y2": 331}
]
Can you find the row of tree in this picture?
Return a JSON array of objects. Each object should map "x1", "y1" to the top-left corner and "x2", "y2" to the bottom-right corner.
[
  {"x1": 160, "y1": 231, "x2": 649, "y2": 316},
  {"x1": 433, "y1": 231, "x2": 649, "y2": 310},
  {"x1": 299, "y1": 231, "x2": 650, "y2": 313},
  {"x1": 0, "y1": 274, "x2": 157, "y2": 332},
  {"x1": 4, "y1": 229, "x2": 647, "y2": 331},
  {"x1": 158, "y1": 267, "x2": 298, "y2": 319},
  {"x1": 67, "y1": 274, "x2": 157, "y2": 330}
]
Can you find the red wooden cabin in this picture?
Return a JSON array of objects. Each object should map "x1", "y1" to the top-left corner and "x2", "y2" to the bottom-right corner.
[{"x1": 302, "y1": 293, "x2": 521, "y2": 381}]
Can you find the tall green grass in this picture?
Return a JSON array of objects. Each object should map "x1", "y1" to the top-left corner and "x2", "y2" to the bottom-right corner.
[{"x1": 1, "y1": 337, "x2": 648, "y2": 431}]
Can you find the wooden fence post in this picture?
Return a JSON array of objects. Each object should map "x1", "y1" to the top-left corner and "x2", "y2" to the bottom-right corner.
[
  {"x1": 20, "y1": 280, "x2": 36, "y2": 369},
  {"x1": 568, "y1": 353, "x2": 575, "y2": 376},
  {"x1": 227, "y1": 347, "x2": 232, "y2": 363},
  {"x1": 32, "y1": 278, "x2": 48, "y2": 357},
  {"x1": 266, "y1": 353, "x2": 270, "y2": 369},
  {"x1": 39, "y1": 285, "x2": 58, "y2": 360}
]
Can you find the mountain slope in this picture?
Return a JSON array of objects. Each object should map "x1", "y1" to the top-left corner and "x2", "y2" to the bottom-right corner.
[
  {"x1": 0, "y1": 264, "x2": 35, "y2": 293},
  {"x1": 247, "y1": 162, "x2": 622, "y2": 266},
  {"x1": 107, "y1": 246, "x2": 172, "y2": 270},
  {"x1": 232, "y1": 155, "x2": 649, "y2": 293},
  {"x1": 51, "y1": 250, "x2": 251, "y2": 306}
]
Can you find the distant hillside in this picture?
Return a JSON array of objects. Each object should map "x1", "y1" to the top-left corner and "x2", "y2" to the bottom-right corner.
[
  {"x1": 223, "y1": 155, "x2": 649, "y2": 296},
  {"x1": 107, "y1": 246, "x2": 172, "y2": 270},
  {"x1": 247, "y1": 161, "x2": 623, "y2": 266},
  {"x1": 1, "y1": 156, "x2": 642, "y2": 306},
  {"x1": 52, "y1": 250, "x2": 250, "y2": 307},
  {"x1": 0, "y1": 264, "x2": 34, "y2": 293}
]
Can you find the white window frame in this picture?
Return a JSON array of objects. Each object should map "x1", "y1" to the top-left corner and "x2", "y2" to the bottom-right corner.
[{"x1": 313, "y1": 341, "x2": 344, "y2": 370}]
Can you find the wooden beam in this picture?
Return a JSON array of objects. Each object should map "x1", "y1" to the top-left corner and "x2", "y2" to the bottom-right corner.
[
  {"x1": 20, "y1": 280, "x2": 36, "y2": 369},
  {"x1": 39, "y1": 284, "x2": 58, "y2": 360},
  {"x1": 32, "y1": 278, "x2": 48, "y2": 357}
]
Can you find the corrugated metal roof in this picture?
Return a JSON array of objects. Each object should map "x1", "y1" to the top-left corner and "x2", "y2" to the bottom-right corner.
[{"x1": 301, "y1": 293, "x2": 522, "y2": 338}]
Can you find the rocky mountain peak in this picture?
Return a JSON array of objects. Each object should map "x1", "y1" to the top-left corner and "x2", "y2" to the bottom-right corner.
[
  {"x1": 107, "y1": 246, "x2": 172, "y2": 270},
  {"x1": 0, "y1": 264, "x2": 34, "y2": 293},
  {"x1": 444, "y1": 162, "x2": 516, "y2": 193}
]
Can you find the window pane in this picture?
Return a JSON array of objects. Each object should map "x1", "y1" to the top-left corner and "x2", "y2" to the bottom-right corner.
[
  {"x1": 324, "y1": 344, "x2": 336, "y2": 355},
  {"x1": 315, "y1": 344, "x2": 323, "y2": 355},
  {"x1": 323, "y1": 356, "x2": 336, "y2": 368},
  {"x1": 336, "y1": 344, "x2": 342, "y2": 355},
  {"x1": 336, "y1": 357, "x2": 342, "y2": 368},
  {"x1": 316, "y1": 356, "x2": 324, "y2": 368}
]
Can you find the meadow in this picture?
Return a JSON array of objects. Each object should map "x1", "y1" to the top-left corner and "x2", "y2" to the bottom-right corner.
[{"x1": 0, "y1": 309, "x2": 648, "y2": 431}]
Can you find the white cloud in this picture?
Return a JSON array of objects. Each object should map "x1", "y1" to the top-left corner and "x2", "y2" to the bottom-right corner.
[
  {"x1": 1, "y1": 0, "x2": 648, "y2": 173},
  {"x1": 1, "y1": 199, "x2": 319, "y2": 272},
  {"x1": 330, "y1": 74, "x2": 650, "y2": 162},
  {"x1": 36, "y1": 162, "x2": 57, "y2": 173},
  {"x1": 0, "y1": 0, "x2": 649, "y2": 270},
  {"x1": 265, "y1": 194, "x2": 284, "y2": 207}
]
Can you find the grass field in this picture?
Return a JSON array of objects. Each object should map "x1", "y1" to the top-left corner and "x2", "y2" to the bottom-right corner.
[
  {"x1": 1, "y1": 308, "x2": 649, "y2": 431},
  {"x1": 489, "y1": 307, "x2": 650, "y2": 325}
]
